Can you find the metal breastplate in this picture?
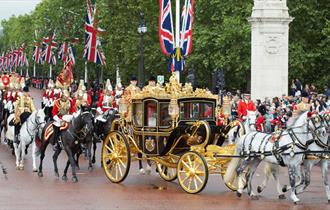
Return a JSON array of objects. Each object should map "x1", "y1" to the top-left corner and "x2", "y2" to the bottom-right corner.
[{"x1": 59, "y1": 100, "x2": 70, "y2": 115}]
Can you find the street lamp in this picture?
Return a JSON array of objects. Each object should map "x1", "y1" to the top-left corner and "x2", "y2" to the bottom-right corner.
[{"x1": 137, "y1": 12, "x2": 147, "y2": 88}]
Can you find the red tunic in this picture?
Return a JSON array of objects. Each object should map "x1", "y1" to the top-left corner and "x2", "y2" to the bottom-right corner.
[
  {"x1": 237, "y1": 100, "x2": 248, "y2": 117},
  {"x1": 256, "y1": 116, "x2": 265, "y2": 132},
  {"x1": 2, "y1": 75, "x2": 10, "y2": 88},
  {"x1": 97, "y1": 94, "x2": 116, "y2": 112}
]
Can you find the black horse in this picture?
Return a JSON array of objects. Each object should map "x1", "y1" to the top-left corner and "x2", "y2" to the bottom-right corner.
[
  {"x1": 92, "y1": 109, "x2": 117, "y2": 164},
  {"x1": 38, "y1": 112, "x2": 94, "y2": 182}
]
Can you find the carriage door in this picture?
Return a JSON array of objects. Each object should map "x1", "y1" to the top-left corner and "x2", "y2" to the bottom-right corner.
[{"x1": 143, "y1": 100, "x2": 158, "y2": 155}]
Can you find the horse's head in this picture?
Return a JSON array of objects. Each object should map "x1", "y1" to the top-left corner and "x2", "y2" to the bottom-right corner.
[
  {"x1": 305, "y1": 112, "x2": 328, "y2": 146},
  {"x1": 244, "y1": 111, "x2": 256, "y2": 132},
  {"x1": 80, "y1": 112, "x2": 94, "y2": 134},
  {"x1": 35, "y1": 109, "x2": 47, "y2": 128}
]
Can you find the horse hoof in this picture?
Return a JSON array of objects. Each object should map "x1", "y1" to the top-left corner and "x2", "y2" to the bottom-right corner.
[
  {"x1": 92, "y1": 158, "x2": 96, "y2": 164},
  {"x1": 282, "y1": 185, "x2": 287, "y2": 193},
  {"x1": 16, "y1": 166, "x2": 20, "y2": 170},
  {"x1": 257, "y1": 186, "x2": 262, "y2": 193},
  {"x1": 88, "y1": 166, "x2": 93, "y2": 172},
  {"x1": 33, "y1": 169, "x2": 38, "y2": 173},
  {"x1": 278, "y1": 194, "x2": 286, "y2": 200},
  {"x1": 236, "y1": 192, "x2": 242, "y2": 198},
  {"x1": 38, "y1": 172, "x2": 43, "y2": 177},
  {"x1": 62, "y1": 175, "x2": 68, "y2": 181},
  {"x1": 55, "y1": 172, "x2": 59, "y2": 178},
  {"x1": 328, "y1": 200, "x2": 330, "y2": 204},
  {"x1": 72, "y1": 176, "x2": 78, "y2": 183},
  {"x1": 251, "y1": 195, "x2": 259, "y2": 200}
]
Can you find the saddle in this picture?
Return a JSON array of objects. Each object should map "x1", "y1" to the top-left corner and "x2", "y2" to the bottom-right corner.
[{"x1": 44, "y1": 122, "x2": 69, "y2": 142}]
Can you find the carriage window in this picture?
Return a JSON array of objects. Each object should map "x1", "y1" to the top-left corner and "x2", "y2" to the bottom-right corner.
[
  {"x1": 144, "y1": 101, "x2": 157, "y2": 127},
  {"x1": 160, "y1": 102, "x2": 171, "y2": 127},
  {"x1": 180, "y1": 101, "x2": 214, "y2": 120},
  {"x1": 133, "y1": 102, "x2": 143, "y2": 126}
]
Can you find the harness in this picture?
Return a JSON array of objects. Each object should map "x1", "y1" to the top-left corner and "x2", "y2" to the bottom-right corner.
[{"x1": 66, "y1": 112, "x2": 93, "y2": 141}]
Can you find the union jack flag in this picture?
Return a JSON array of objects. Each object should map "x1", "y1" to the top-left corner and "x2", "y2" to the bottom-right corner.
[
  {"x1": 42, "y1": 33, "x2": 57, "y2": 65},
  {"x1": 68, "y1": 45, "x2": 76, "y2": 66},
  {"x1": 0, "y1": 52, "x2": 4, "y2": 71},
  {"x1": 83, "y1": 0, "x2": 106, "y2": 65},
  {"x1": 180, "y1": 0, "x2": 194, "y2": 56},
  {"x1": 32, "y1": 41, "x2": 42, "y2": 64},
  {"x1": 159, "y1": 0, "x2": 174, "y2": 56},
  {"x1": 159, "y1": 0, "x2": 194, "y2": 72},
  {"x1": 19, "y1": 46, "x2": 29, "y2": 68},
  {"x1": 58, "y1": 42, "x2": 69, "y2": 62}
]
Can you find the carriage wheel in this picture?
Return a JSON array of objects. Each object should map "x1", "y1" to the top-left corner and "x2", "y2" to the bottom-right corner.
[
  {"x1": 222, "y1": 169, "x2": 248, "y2": 191},
  {"x1": 102, "y1": 131, "x2": 131, "y2": 183},
  {"x1": 177, "y1": 151, "x2": 208, "y2": 194},
  {"x1": 156, "y1": 156, "x2": 178, "y2": 182}
]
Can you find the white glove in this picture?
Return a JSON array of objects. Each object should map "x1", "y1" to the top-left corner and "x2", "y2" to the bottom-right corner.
[
  {"x1": 97, "y1": 107, "x2": 103, "y2": 114},
  {"x1": 73, "y1": 112, "x2": 79, "y2": 118},
  {"x1": 53, "y1": 115, "x2": 61, "y2": 122}
]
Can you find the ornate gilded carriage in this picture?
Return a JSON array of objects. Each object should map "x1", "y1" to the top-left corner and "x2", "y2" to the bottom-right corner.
[{"x1": 101, "y1": 74, "x2": 244, "y2": 194}]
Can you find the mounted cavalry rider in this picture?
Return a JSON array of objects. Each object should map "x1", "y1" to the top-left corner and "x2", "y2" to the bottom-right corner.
[
  {"x1": 96, "y1": 79, "x2": 116, "y2": 122},
  {"x1": 51, "y1": 88, "x2": 77, "y2": 150},
  {"x1": 73, "y1": 80, "x2": 92, "y2": 112},
  {"x1": 13, "y1": 86, "x2": 36, "y2": 142}
]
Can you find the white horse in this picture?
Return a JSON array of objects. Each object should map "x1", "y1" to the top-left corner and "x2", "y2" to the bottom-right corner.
[
  {"x1": 14, "y1": 109, "x2": 46, "y2": 170},
  {"x1": 257, "y1": 112, "x2": 330, "y2": 202},
  {"x1": 224, "y1": 111, "x2": 327, "y2": 203},
  {"x1": 227, "y1": 112, "x2": 257, "y2": 144}
]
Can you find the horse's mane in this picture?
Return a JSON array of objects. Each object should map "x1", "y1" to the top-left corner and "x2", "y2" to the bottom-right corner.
[{"x1": 287, "y1": 111, "x2": 307, "y2": 128}]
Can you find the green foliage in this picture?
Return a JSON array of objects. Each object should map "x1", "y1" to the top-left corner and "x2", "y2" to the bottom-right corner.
[{"x1": 0, "y1": 0, "x2": 328, "y2": 90}]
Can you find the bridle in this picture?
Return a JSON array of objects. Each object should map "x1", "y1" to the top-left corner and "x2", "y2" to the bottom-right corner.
[
  {"x1": 70, "y1": 112, "x2": 94, "y2": 140},
  {"x1": 25, "y1": 110, "x2": 46, "y2": 141}
]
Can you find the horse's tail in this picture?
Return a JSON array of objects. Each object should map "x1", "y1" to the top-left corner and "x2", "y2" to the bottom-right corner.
[{"x1": 223, "y1": 148, "x2": 241, "y2": 184}]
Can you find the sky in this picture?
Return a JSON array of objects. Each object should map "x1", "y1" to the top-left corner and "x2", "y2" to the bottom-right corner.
[{"x1": 0, "y1": 0, "x2": 42, "y2": 24}]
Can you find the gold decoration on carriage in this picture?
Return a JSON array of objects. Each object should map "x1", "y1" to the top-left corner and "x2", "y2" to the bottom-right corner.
[
  {"x1": 145, "y1": 137, "x2": 156, "y2": 152},
  {"x1": 131, "y1": 73, "x2": 217, "y2": 101}
]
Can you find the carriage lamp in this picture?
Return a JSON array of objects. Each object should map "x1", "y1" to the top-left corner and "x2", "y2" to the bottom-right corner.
[
  {"x1": 119, "y1": 97, "x2": 128, "y2": 116},
  {"x1": 169, "y1": 99, "x2": 179, "y2": 125},
  {"x1": 222, "y1": 96, "x2": 231, "y2": 117}
]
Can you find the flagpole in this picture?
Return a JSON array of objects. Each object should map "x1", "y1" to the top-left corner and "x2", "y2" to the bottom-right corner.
[
  {"x1": 84, "y1": 61, "x2": 88, "y2": 83},
  {"x1": 33, "y1": 63, "x2": 36, "y2": 77},
  {"x1": 175, "y1": 0, "x2": 180, "y2": 82},
  {"x1": 49, "y1": 64, "x2": 52, "y2": 79}
]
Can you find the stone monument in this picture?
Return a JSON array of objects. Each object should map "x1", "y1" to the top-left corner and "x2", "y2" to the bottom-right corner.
[{"x1": 248, "y1": 0, "x2": 293, "y2": 100}]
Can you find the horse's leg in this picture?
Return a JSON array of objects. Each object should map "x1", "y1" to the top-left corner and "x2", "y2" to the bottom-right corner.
[
  {"x1": 64, "y1": 146, "x2": 78, "y2": 183},
  {"x1": 38, "y1": 142, "x2": 48, "y2": 177},
  {"x1": 92, "y1": 140, "x2": 97, "y2": 164},
  {"x1": 257, "y1": 163, "x2": 272, "y2": 194},
  {"x1": 270, "y1": 164, "x2": 286, "y2": 199},
  {"x1": 87, "y1": 141, "x2": 93, "y2": 171},
  {"x1": 52, "y1": 147, "x2": 62, "y2": 178},
  {"x1": 138, "y1": 153, "x2": 145, "y2": 175},
  {"x1": 288, "y1": 164, "x2": 300, "y2": 204},
  {"x1": 75, "y1": 150, "x2": 81, "y2": 170},
  {"x1": 32, "y1": 140, "x2": 38, "y2": 172},
  {"x1": 14, "y1": 141, "x2": 20, "y2": 170},
  {"x1": 236, "y1": 158, "x2": 250, "y2": 197},
  {"x1": 246, "y1": 159, "x2": 261, "y2": 200},
  {"x1": 62, "y1": 159, "x2": 70, "y2": 181},
  {"x1": 19, "y1": 138, "x2": 26, "y2": 170},
  {"x1": 320, "y1": 160, "x2": 330, "y2": 203}
]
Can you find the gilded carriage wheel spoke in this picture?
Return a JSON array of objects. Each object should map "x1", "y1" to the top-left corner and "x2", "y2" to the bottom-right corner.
[
  {"x1": 104, "y1": 144, "x2": 114, "y2": 154},
  {"x1": 193, "y1": 177, "x2": 198, "y2": 190},
  {"x1": 177, "y1": 151, "x2": 209, "y2": 194},
  {"x1": 188, "y1": 177, "x2": 193, "y2": 190},
  {"x1": 195, "y1": 175, "x2": 203, "y2": 184},
  {"x1": 102, "y1": 132, "x2": 131, "y2": 184}
]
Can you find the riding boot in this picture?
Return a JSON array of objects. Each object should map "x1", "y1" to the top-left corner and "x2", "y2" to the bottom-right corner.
[{"x1": 52, "y1": 125, "x2": 61, "y2": 151}]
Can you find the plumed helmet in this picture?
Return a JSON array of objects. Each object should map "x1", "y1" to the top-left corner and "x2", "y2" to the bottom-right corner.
[
  {"x1": 105, "y1": 79, "x2": 112, "y2": 91},
  {"x1": 258, "y1": 105, "x2": 267, "y2": 116}
]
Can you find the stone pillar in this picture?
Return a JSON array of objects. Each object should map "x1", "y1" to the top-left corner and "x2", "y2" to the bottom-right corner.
[{"x1": 248, "y1": 0, "x2": 293, "y2": 100}]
